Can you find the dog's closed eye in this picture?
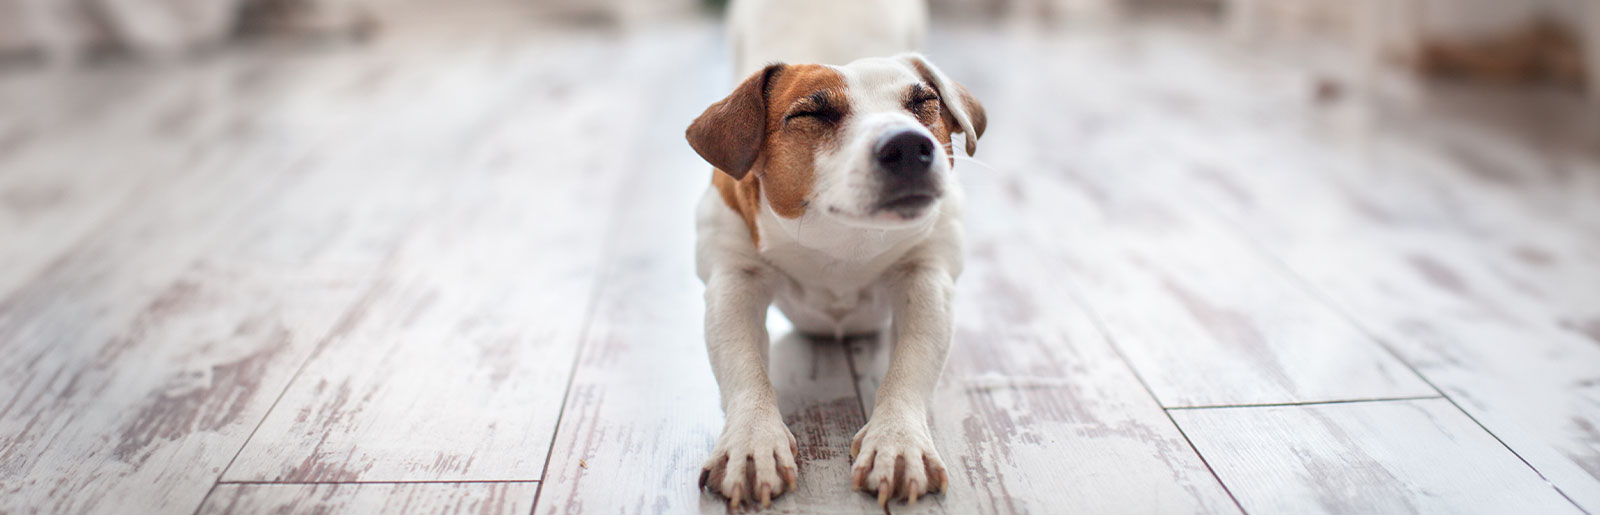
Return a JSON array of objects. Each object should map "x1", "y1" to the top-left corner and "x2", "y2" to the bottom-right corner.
[
  {"x1": 785, "y1": 91, "x2": 843, "y2": 124},
  {"x1": 785, "y1": 108, "x2": 840, "y2": 123},
  {"x1": 905, "y1": 83, "x2": 941, "y2": 121},
  {"x1": 905, "y1": 83, "x2": 939, "y2": 109}
]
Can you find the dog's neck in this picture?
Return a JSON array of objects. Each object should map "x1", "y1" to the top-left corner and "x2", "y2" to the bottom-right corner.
[{"x1": 755, "y1": 198, "x2": 937, "y2": 266}]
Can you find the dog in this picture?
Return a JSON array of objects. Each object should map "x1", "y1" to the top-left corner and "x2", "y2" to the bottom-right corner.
[{"x1": 687, "y1": 0, "x2": 986, "y2": 508}]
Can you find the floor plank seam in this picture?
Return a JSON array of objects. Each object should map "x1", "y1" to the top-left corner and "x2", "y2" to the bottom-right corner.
[
  {"x1": 842, "y1": 337, "x2": 871, "y2": 420},
  {"x1": 525, "y1": 96, "x2": 667, "y2": 515},
  {"x1": 1163, "y1": 396, "x2": 1446, "y2": 411},
  {"x1": 1053, "y1": 277, "x2": 1251, "y2": 515},
  {"x1": 187, "y1": 264, "x2": 401, "y2": 515},
  {"x1": 1186, "y1": 191, "x2": 1595, "y2": 515},
  {"x1": 525, "y1": 194, "x2": 623, "y2": 515},
  {"x1": 529, "y1": 38, "x2": 725, "y2": 514}
]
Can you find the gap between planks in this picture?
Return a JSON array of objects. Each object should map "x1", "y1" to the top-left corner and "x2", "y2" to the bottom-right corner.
[
  {"x1": 1164, "y1": 395, "x2": 1447, "y2": 411},
  {"x1": 524, "y1": 139, "x2": 637, "y2": 514},
  {"x1": 1143, "y1": 187, "x2": 1592, "y2": 514},
  {"x1": 1163, "y1": 140, "x2": 1595, "y2": 514},
  {"x1": 842, "y1": 336, "x2": 874, "y2": 422},
  {"x1": 528, "y1": 30, "x2": 730, "y2": 513},
  {"x1": 1215, "y1": 224, "x2": 1595, "y2": 514},
  {"x1": 1070, "y1": 283, "x2": 1251, "y2": 515},
  {"x1": 189, "y1": 272, "x2": 402, "y2": 515}
]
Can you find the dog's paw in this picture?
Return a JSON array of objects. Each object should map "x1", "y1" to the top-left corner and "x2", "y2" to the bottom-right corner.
[
  {"x1": 850, "y1": 413, "x2": 948, "y2": 505},
  {"x1": 699, "y1": 412, "x2": 799, "y2": 509}
]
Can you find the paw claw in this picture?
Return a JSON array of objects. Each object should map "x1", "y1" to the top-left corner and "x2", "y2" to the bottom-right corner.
[
  {"x1": 702, "y1": 415, "x2": 799, "y2": 507},
  {"x1": 849, "y1": 416, "x2": 948, "y2": 505}
]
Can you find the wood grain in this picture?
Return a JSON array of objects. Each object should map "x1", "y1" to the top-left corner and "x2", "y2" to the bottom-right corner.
[
  {"x1": 1172, "y1": 399, "x2": 1583, "y2": 514},
  {"x1": 1123, "y1": 33, "x2": 1600, "y2": 510},
  {"x1": 0, "y1": 30, "x2": 641, "y2": 514},
  {"x1": 1167, "y1": 136, "x2": 1600, "y2": 512},
  {"x1": 0, "y1": 55, "x2": 437, "y2": 513},
  {"x1": 221, "y1": 37, "x2": 664, "y2": 483},
  {"x1": 0, "y1": 62, "x2": 263, "y2": 298},
  {"x1": 198, "y1": 482, "x2": 537, "y2": 515}
]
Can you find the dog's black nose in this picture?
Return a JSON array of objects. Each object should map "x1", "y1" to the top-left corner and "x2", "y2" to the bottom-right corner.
[{"x1": 875, "y1": 130, "x2": 935, "y2": 176}]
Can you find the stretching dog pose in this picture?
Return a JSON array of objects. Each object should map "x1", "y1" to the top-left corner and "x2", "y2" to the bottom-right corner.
[{"x1": 688, "y1": 0, "x2": 986, "y2": 508}]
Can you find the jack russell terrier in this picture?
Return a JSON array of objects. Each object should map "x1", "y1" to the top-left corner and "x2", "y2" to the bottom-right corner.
[{"x1": 688, "y1": 0, "x2": 986, "y2": 508}]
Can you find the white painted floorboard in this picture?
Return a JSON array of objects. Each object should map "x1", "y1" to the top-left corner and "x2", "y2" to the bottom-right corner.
[
  {"x1": 197, "y1": 482, "x2": 537, "y2": 515},
  {"x1": 1172, "y1": 399, "x2": 1582, "y2": 515}
]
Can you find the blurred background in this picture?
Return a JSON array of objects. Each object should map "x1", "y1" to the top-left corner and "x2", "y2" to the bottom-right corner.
[
  {"x1": 3, "y1": 0, "x2": 1598, "y2": 152},
  {"x1": 3, "y1": 0, "x2": 1598, "y2": 91},
  {"x1": 4, "y1": 1, "x2": 1600, "y2": 514}
]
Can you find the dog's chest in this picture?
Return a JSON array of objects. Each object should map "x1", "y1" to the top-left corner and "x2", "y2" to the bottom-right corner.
[
  {"x1": 765, "y1": 249, "x2": 888, "y2": 310},
  {"x1": 755, "y1": 223, "x2": 928, "y2": 334},
  {"x1": 762, "y1": 246, "x2": 899, "y2": 334}
]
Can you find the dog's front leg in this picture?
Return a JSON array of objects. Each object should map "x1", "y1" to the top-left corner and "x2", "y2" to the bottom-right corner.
[
  {"x1": 699, "y1": 267, "x2": 798, "y2": 509},
  {"x1": 851, "y1": 263, "x2": 953, "y2": 505}
]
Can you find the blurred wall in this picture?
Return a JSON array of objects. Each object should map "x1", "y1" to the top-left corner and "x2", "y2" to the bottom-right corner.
[
  {"x1": 1418, "y1": 0, "x2": 1582, "y2": 39},
  {"x1": 0, "y1": 0, "x2": 374, "y2": 65},
  {"x1": 1221, "y1": 0, "x2": 1596, "y2": 94}
]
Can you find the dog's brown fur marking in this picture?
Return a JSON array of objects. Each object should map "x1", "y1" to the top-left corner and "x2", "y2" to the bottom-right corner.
[
  {"x1": 709, "y1": 64, "x2": 849, "y2": 246},
  {"x1": 713, "y1": 170, "x2": 764, "y2": 246}
]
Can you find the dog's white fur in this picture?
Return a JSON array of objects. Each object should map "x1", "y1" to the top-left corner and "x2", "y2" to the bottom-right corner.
[
  {"x1": 727, "y1": 0, "x2": 928, "y2": 80},
  {"x1": 693, "y1": 0, "x2": 981, "y2": 507}
]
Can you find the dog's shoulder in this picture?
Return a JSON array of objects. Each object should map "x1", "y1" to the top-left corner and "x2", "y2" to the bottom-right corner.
[
  {"x1": 711, "y1": 169, "x2": 763, "y2": 246},
  {"x1": 695, "y1": 178, "x2": 765, "y2": 282}
]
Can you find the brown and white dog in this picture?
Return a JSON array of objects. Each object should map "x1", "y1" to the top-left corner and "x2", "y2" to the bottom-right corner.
[{"x1": 687, "y1": 0, "x2": 986, "y2": 508}]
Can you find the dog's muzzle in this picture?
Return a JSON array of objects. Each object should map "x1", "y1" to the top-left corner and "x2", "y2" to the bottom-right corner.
[{"x1": 874, "y1": 130, "x2": 941, "y2": 215}]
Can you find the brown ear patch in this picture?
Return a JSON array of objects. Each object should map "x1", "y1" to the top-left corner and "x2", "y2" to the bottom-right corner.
[
  {"x1": 709, "y1": 64, "x2": 848, "y2": 245},
  {"x1": 686, "y1": 65, "x2": 783, "y2": 180}
]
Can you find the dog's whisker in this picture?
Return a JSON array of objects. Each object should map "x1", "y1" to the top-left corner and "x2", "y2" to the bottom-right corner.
[{"x1": 952, "y1": 154, "x2": 998, "y2": 173}]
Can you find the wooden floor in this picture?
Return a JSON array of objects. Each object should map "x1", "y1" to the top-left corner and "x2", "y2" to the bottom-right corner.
[{"x1": 2, "y1": 12, "x2": 1599, "y2": 515}]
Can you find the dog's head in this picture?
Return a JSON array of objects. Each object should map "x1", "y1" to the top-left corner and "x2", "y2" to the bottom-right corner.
[{"x1": 687, "y1": 54, "x2": 986, "y2": 228}]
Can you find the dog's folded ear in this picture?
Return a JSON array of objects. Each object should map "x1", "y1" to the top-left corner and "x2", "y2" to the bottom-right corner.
[
  {"x1": 686, "y1": 64, "x2": 785, "y2": 180},
  {"x1": 898, "y1": 54, "x2": 986, "y2": 157}
]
